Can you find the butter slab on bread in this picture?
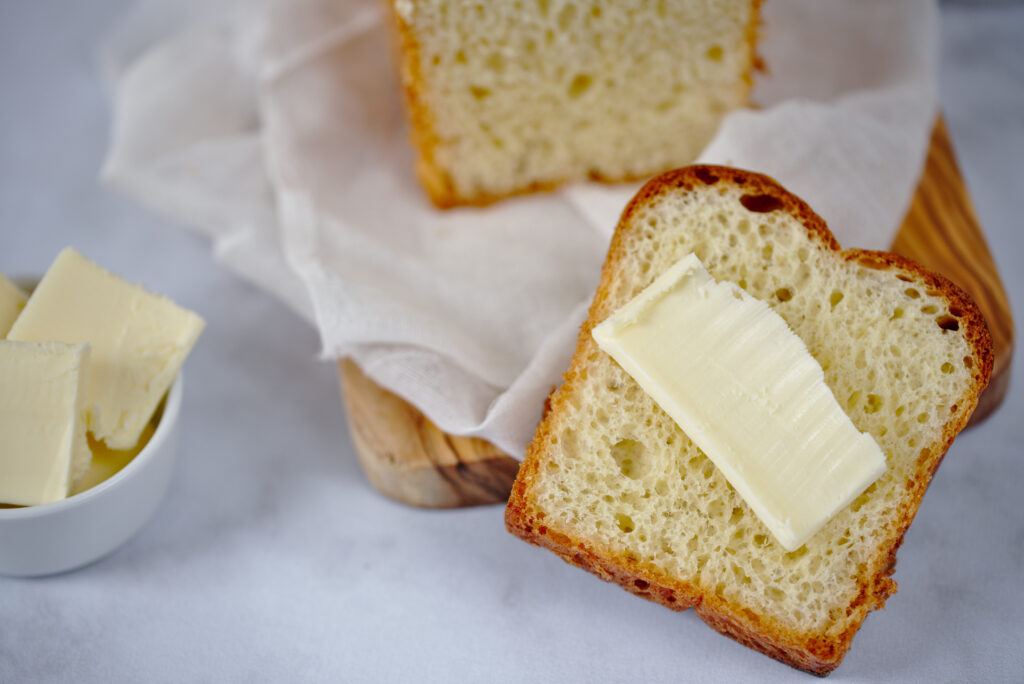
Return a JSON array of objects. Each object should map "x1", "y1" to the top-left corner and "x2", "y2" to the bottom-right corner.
[
  {"x1": 506, "y1": 166, "x2": 993, "y2": 675},
  {"x1": 388, "y1": 0, "x2": 761, "y2": 207}
]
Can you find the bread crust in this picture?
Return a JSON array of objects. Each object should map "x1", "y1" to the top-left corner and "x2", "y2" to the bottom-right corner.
[
  {"x1": 388, "y1": 2, "x2": 764, "y2": 209},
  {"x1": 506, "y1": 165, "x2": 993, "y2": 676}
]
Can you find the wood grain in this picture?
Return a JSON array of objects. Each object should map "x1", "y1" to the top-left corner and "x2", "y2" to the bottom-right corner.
[
  {"x1": 339, "y1": 117, "x2": 1013, "y2": 508},
  {"x1": 338, "y1": 359, "x2": 520, "y2": 508},
  {"x1": 890, "y1": 118, "x2": 1013, "y2": 424}
]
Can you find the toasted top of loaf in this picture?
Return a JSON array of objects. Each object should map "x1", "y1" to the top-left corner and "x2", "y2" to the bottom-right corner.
[
  {"x1": 389, "y1": 1, "x2": 761, "y2": 207},
  {"x1": 506, "y1": 166, "x2": 993, "y2": 675}
]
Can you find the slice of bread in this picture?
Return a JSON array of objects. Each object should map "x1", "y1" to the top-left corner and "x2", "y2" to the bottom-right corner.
[
  {"x1": 506, "y1": 166, "x2": 993, "y2": 675},
  {"x1": 388, "y1": 1, "x2": 761, "y2": 207}
]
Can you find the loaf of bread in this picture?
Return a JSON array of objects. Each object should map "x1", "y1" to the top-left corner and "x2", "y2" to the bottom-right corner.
[
  {"x1": 506, "y1": 166, "x2": 993, "y2": 675},
  {"x1": 388, "y1": 1, "x2": 761, "y2": 207}
]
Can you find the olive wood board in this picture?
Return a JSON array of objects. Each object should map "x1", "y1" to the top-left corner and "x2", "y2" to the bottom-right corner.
[{"x1": 338, "y1": 118, "x2": 1014, "y2": 509}]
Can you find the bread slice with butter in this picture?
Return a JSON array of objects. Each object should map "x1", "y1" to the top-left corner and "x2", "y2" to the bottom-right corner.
[{"x1": 505, "y1": 166, "x2": 993, "y2": 675}]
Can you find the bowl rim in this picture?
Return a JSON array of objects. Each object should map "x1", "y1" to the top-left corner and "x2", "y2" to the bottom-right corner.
[{"x1": 0, "y1": 372, "x2": 183, "y2": 520}]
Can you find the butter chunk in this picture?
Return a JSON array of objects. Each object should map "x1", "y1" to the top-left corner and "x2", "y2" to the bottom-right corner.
[
  {"x1": 8, "y1": 248, "x2": 204, "y2": 449},
  {"x1": 0, "y1": 340, "x2": 92, "y2": 506},
  {"x1": 592, "y1": 253, "x2": 886, "y2": 551},
  {"x1": 0, "y1": 272, "x2": 28, "y2": 336}
]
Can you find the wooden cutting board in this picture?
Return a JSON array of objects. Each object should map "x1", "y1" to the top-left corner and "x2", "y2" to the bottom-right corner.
[{"x1": 338, "y1": 118, "x2": 1014, "y2": 509}]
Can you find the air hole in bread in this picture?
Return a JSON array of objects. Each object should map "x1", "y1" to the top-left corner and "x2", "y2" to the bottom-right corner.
[
  {"x1": 920, "y1": 304, "x2": 938, "y2": 314},
  {"x1": 904, "y1": 288, "x2": 921, "y2": 299},
  {"x1": 729, "y1": 507, "x2": 745, "y2": 525},
  {"x1": 739, "y1": 193, "x2": 783, "y2": 213},
  {"x1": 707, "y1": 497, "x2": 727, "y2": 518},
  {"x1": 963, "y1": 355, "x2": 973, "y2": 369},
  {"x1": 469, "y1": 85, "x2": 492, "y2": 99},
  {"x1": 856, "y1": 256, "x2": 887, "y2": 270},
  {"x1": 936, "y1": 315, "x2": 959, "y2": 331},
  {"x1": 846, "y1": 390, "x2": 862, "y2": 410},
  {"x1": 941, "y1": 362, "x2": 955, "y2": 374},
  {"x1": 568, "y1": 73, "x2": 593, "y2": 98},
  {"x1": 615, "y1": 513, "x2": 635, "y2": 533},
  {"x1": 610, "y1": 438, "x2": 646, "y2": 479},
  {"x1": 865, "y1": 394, "x2": 883, "y2": 414},
  {"x1": 890, "y1": 308, "x2": 904, "y2": 320},
  {"x1": 830, "y1": 290, "x2": 844, "y2": 307},
  {"x1": 706, "y1": 44, "x2": 724, "y2": 61},
  {"x1": 695, "y1": 167, "x2": 720, "y2": 185},
  {"x1": 701, "y1": 461, "x2": 715, "y2": 480},
  {"x1": 775, "y1": 287, "x2": 793, "y2": 302}
]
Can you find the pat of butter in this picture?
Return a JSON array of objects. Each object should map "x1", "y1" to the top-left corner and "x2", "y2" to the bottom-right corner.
[
  {"x1": 0, "y1": 340, "x2": 92, "y2": 506},
  {"x1": 8, "y1": 248, "x2": 204, "y2": 449},
  {"x1": 592, "y1": 254, "x2": 886, "y2": 551},
  {"x1": 0, "y1": 272, "x2": 28, "y2": 336}
]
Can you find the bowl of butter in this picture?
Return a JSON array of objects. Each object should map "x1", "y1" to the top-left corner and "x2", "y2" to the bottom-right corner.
[{"x1": 0, "y1": 248, "x2": 204, "y2": 576}]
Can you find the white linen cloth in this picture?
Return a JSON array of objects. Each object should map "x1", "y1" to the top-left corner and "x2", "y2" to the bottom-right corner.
[{"x1": 101, "y1": 0, "x2": 938, "y2": 458}]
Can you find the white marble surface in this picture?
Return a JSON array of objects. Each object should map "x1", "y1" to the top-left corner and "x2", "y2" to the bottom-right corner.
[{"x1": 1, "y1": 1, "x2": 1022, "y2": 681}]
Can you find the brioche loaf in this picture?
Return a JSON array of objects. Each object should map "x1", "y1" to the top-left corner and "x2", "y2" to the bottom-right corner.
[
  {"x1": 506, "y1": 166, "x2": 993, "y2": 675},
  {"x1": 388, "y1": 1, "x2": 761, "y2": 207}
]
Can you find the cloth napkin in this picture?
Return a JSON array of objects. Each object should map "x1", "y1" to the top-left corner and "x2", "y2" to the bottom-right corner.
[{"x1": 100, "y1": 0, "x2": 938, "y2": 458}]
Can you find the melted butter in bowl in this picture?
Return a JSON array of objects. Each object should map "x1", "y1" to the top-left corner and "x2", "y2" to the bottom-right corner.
[{"x1": 71, "y1": 400, "x2": 163, "y2": 496}]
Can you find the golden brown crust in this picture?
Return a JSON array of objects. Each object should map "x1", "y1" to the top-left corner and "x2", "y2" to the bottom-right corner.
[
  {"x1": 745, "y1": 0, "x2": 767, "y2": 84},
  {"x1": 387, "y1": 2, "x2": 765, "y2": 209},
  {"x1": 506, "y1": 165, "x2": 993, "y2": 676},
  {"x1": 383, "y1": 2, "x2": 453, "y2": 206}
]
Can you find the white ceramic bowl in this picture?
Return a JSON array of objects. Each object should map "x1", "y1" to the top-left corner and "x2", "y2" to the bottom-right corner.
[{"x1": 0, "y1": 374, "x2": 182, "y2": 577}]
